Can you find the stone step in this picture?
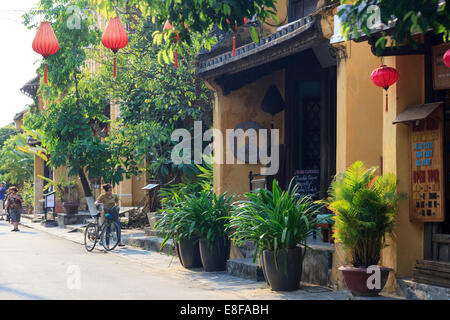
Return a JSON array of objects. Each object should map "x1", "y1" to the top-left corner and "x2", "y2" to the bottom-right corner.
[
  {"x1": 144, "y1": 226, "x2": 165, "y2": 238},
  {"x1": 226, "y1": 258, "x2": 265, "y2": 282},
  {"x1": 126, "y1": 236, "x2": 176, "y2": 255}
]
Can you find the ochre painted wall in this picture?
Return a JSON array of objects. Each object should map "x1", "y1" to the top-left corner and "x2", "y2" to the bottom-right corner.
[
  {"x1": 381, "y1": 55, "x2": 424, "y2": 291},
  {"x1": 332, "y1": 40, "x2": 384, "y2": 288},
  {"x1": 210, "y1": 70, "x2": 285, "y2": 197}
]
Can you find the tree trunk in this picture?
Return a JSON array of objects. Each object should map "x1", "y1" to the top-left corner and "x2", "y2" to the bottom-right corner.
[{"x1": 78, "y1": 168, "x2": 97, "y2": 215}]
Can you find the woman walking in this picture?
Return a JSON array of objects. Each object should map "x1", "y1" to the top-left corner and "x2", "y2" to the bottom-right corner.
[{"x1": 5, "y1": 186, "x2": 24, "y2": 232}]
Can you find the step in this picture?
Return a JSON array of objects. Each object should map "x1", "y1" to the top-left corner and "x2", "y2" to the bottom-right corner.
[
  {"x1": 126, "y1": 236, "x2": 176, "y2": 255},
  {"x1": 226, "y1": 258, "x2": 265, "y2": 282},
  {"x1": 144, "y1": 226, "x2": 165, "y2": 238}
]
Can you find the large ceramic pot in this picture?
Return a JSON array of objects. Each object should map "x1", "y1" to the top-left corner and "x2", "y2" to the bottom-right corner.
[
  {"x1": 199, "y1": 237, "x2": 230, "y2": 272},
  {"x1": 63, "y1": 202, "x2": 79, "y2": 215},
  {"x1": 176, "y1": 236, "x2": 203, "y2": 269},
  {"x1": 339, "y1": 266, "x2": 393, "y2": 296},
  {"x1": 263, "y1": 247, "x2": 303, "y2": 291},
  {"x1": 55, "y1": 202, "x2": 65, "y2": 213}
]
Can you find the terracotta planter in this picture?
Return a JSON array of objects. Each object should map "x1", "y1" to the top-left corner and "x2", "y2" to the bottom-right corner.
[
  {"x1": 54, "y1": 202, "x2": 65, "y2": 213},
  {"x1": 263, "y1": 247, "x2": 303, "y2": 291},
  {"x1": 63, "y1": 202, "x2": 79, "y2": 215},
  {"x1": 339, "y1": 266, "x2": 393, "y2": 296}
]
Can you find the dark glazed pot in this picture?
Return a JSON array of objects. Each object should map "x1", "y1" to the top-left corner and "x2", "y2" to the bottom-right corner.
[
  {"x1": 339, "y1": 266, "x2": 393, "y2": 296},
  {"x1": 199, "y1": 237, "x2": 230, "y2": 272},
  {"x1": 176, "y1": 236, "x2": 203, "y2": 269},
  {"x1": 63, "y1": 202, "x2": 79, "y2": 214},
  {"x1": 263, "y1": 247, "x2": 303, "y2": 291}
]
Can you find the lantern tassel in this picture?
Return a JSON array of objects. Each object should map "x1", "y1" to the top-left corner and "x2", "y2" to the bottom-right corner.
[
  {"x1": 232, "y1": 35, "x2": 236, "y2": 56},
  {"x1": 113, "y1": 55, "x2": 117, "y2": 78},
  {"x1": 386, "y1": 93, "x2": 388, "y2": 112},
  {"x1": 175, "y1": 48, "x2": 178, "y2": 69},
  {"x1": 44, "y1": 63, "x2": 48, "y2": 84}
]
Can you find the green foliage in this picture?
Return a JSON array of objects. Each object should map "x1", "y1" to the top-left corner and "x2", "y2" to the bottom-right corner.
[
  {"x1": 323, "y1": 161, "x2": 404, "y2": 267},
  {"x1": 21, "y1": 181, "x2": 35, "y2": 212},
  {"x1": 0, "y1": 134, "x2": 34, "y2": 188},
  {"x1": 0, "y1": 125, "x2": 16, "y2": 149},
  {"x1": 23, "y1": 0, "x2": 101, "y2": 92},
  {"x1": 338, "y1": 0, "x2": 450, "y2": 55},
  {"x1": 94, "y1": 0, "x2": 279, "y2": 63},
  {"x1": 228, "y1": 179, "x2": 322, "y2": 269},
  {"x1": 155, "y1": 190, "x2": 233, "y2": 253},
  {"x1": 97, "y1": 15, "x2": 213, "y2": 183}
]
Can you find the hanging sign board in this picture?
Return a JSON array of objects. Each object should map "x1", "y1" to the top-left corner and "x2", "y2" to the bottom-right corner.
[
  {"x1": 432, "y1": 43, "x2": 450, "y2": 91},
  {"x1": 409, "y1": 106, "x2": 445, "y2": 222}
]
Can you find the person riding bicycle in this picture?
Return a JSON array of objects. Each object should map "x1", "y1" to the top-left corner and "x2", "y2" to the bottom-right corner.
[{"x1": 94, "y1": 183, "x2": 125, "y2": 247}]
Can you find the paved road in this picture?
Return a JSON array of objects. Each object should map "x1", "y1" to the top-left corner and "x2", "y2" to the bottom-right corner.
[{"x1": 0, "y1": 219, "x2": 352, "y2": 300}]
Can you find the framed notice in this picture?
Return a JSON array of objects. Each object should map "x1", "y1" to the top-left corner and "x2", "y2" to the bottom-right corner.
[
  {"x1": 410, "y1": 107, "x2": 445, "y2": 222},
  {"x1": 432, "y1": 43, "x2": 450, "y2": 91},
  {"x1": 44, "y1": 191, "x2": 56, "y2": 209}
]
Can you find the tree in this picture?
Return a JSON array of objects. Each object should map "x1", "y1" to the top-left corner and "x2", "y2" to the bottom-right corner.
[
  {"x1": 92, "y1": 0, "x2": 279, "y2": 64},
  {"x1": 0, "y1": 134, "x2": 34, "y2": 188},
  {"x1": 337, "y1": 0, "x2": 450, "y2": 55},
  {"x1": 23, "y1": 0, "x2": 130, "y2": 205},
  {"x1": 91, "y1": 13, "x2": 214, "y2": 185}
]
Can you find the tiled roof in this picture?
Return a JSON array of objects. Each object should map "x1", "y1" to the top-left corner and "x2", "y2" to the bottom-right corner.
[{"x1": 20, "y1": 75, "x2": 40, "y2": 98}]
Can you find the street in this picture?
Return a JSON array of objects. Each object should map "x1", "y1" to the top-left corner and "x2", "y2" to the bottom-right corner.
[{"x1": 0, "y1": 220, "x2": 350, "y2": 300}]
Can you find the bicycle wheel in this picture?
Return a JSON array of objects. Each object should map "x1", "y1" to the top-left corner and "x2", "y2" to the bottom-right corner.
[
  {"x1": 84, "y1": 223, "x2": 98, "y2": 252},
  {"x1": 100, "y1": 221, "x2": 120, "y2": 251}
]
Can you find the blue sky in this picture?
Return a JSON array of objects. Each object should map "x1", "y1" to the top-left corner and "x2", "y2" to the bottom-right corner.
[{"x1": 0, "y1": 0, "x2": 39, "y2": 127}]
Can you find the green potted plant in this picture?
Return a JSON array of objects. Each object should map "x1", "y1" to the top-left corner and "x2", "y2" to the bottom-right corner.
[
  {"x1": 228, "y1": 179, "x2": 321, "y2": 291},
  {"x1": 155, "y1": 192, "x2": 204, "y2": 269},
  {"x1": 40, "y1": 175, "x2": 79, "y2": 214},
  {"x1": 196, "y1": 191, "x2": 233, "y2": 272},
  {"x1": 324, "y1": 161, "x2": 404, "y2": 296}
]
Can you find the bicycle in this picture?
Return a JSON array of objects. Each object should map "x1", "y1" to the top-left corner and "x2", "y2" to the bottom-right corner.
[{"x1": 84, "y1": 204, "x2": 120, "y2": 252}]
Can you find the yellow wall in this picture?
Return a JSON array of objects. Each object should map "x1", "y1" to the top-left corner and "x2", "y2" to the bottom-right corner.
[
  {"x1": 331, "y1": 40, "x2": 384, "y2": 287},
  {"x1": 381, "y1": 55, "x2": 425, "y2": 290},
  {"x1": 210, "y1": 70, "x2": 285, "y2": 197}
]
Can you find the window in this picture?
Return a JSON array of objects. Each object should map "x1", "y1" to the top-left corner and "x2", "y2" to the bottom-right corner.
[{"x1": 289, "y1": 0, "x2": 317, "y2": 22}]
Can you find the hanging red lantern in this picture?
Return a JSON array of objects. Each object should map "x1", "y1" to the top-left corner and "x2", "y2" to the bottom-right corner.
[
  {"x1": 101, "y1": 17, "x2": 128, "y2": 78},
  {"x1": 32, "y1": 22, "x2": 59, "y2": 84},
  {"x1": 163, "y1": 20, "x2": 189, "y2": 68},
  {"x1": 370, "y1": 65, "x2": 399, "y2": 112},
  {"x1": 227, "y1": 18, "x2": 248, "y2": 57},
  {"x1": 443, "y1": 49, "x2": 450, "y2": 68}
]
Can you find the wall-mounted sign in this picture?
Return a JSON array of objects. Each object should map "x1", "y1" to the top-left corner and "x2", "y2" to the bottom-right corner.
[
  {"x1": 432, "y1": 43, "x2": 450, "y2": 91},
  {"x1": 409, "y1": 106, "x2": 445, "y2": 222}
]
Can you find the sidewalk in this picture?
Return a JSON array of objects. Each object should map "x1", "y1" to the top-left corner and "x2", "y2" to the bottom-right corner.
[{"x1": 18, "y1": 216, "x2": 401, "y2": 300}]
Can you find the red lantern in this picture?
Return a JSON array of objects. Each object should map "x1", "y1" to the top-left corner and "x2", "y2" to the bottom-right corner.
[
  {"x1": 443, "y1": 49, "x2": 450, "y2": 68},
  {"x1": 101, "y1": 17, "x2": 128, "y2": 78},
  {"x1": 227, "y1": 18, "x2": 248, "y2": 57},
  {"x1": 371, "y1": 65, "x2": 399, "y2": 112},
  {"x1": 32, "y1": 22, "x2": 59, "y2": 84},
  {"x1": 163, "y1": 20, "x2": 189, "y2": 68}
]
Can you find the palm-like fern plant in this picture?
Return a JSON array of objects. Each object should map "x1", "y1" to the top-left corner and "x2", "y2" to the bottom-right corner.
[
  {"x1": 324, "y1": 161, "x2": 404, "y2": 267},
  {"x1": 228, "y1": 179, "x2": 322, "y2": 266}
]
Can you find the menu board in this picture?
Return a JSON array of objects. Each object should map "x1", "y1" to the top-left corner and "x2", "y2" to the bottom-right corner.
[
  {"x1": 410, "y1": 109, "x2": 445, "y2": 222},
  {"x1": 293, "y1": 169, "x2": 320, "y2": 199}
]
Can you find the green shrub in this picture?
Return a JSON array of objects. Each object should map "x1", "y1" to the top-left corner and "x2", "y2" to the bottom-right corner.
[{"x1": 323, "y1": 161, "x2": 404, "y2": 267}]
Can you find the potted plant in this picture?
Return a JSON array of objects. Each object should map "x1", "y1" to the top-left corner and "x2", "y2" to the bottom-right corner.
[
  {"x1": 228, "y1": 179, "x2": 321, "y2": 291},
  {"x1": 155, "y1": 192, "x2": 203, "y2": 269},
  {"x1": 324, "y1": 161, "x2": 403, "y2": 296},
  {"x1": 40, "y1": 176, "x2": 79, "y2": 214},
  {"x1": 196, "y1": 191, "x2": 233, "y2": 272}
]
